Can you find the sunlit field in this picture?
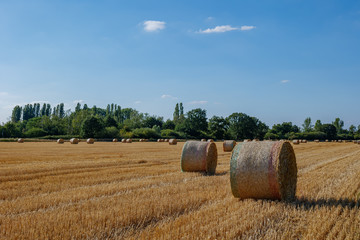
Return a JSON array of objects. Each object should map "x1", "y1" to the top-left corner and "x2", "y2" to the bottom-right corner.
[{"x1": 0, "y1": 141, "x2": 359, "y2": 239}]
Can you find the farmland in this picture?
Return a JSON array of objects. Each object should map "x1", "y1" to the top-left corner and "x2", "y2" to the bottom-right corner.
[{"x1": 0, "y1": 141, "x2": 359, "y2": 239}]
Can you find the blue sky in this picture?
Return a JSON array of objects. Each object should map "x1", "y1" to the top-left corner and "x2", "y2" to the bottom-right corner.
[{"x1": 1, "y1": 0, "x2": 360, "y2": 128}]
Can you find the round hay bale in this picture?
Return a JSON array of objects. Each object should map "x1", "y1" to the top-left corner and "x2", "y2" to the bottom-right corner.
[
  {"x1": 253, "y1": 139, "x2": 260, "y2": 142},
  {"x1": 180, "y1": 141, "x2": 217, "y2": 175},
  {"x1": 244, "y1": 139, "x2": 251, "y2": 142},
  {"x1": 354, "y1": 140, "x2": 358, "y2": 144},
  {"x1": 17, "y1": 138, "x2": 24, "y2": 143},
  {"x1": 301, "y1": 139, "x2": 307, "y2": 143},
  {"x1": 113, "y1": 138, "x2": 118, "y2": 142},
  {"x1": 57, "y1": 138, "x2": 64, "y2": 144},
  {"x1": 223, "y1": 140, "x2": 236, "y2": 152},
  {"x1": 157, "y1": 139, "x2": 161, "y2": 142},
  {"x1": 338, "y1": 139, "x2": 342, "y2": 143},
  {"x1": 87, "y1": 138, "x2": 94, "y2": 144},
  {"x1": 314, "y1": 139, "x2": 320, "y2": 143},
  {"x1": 230, "y1": 141, "x2": 297, "y2": 201},
  {"x1": 165, "y1": 139, "x2": 169, "y2": 142},
  {"x1": 169, "y1": 139, "x2": 177, "y2": 145},
  {"x1": 201, "y1": 139, "x2": 206, "y2": 142},
  {"x1": 292, "y1": 139, "x2": 300, "y2": 145},
  {"x1": 126, "y1": 139, "x2": 132, "y2": 143},
  {"x1": 207, "y1": 139, "x2": 214, "y2": 142},
  {"x1": 70, "y1": 138, "x2": 79, "y2": 144}
]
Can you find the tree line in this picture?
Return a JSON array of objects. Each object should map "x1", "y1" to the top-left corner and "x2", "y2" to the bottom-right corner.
[{"x1": 1, "y1": 102, "x2": 359, "y2": 140}]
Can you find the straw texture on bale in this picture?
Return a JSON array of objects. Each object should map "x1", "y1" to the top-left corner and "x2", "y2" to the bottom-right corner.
[
  {"x1": 223, "y1": 140, "x2": 236, "y2": 152},
  {"x1": 57, "y1": 138, "x2": 64, "y2": 144},
  {"x1": 70, "y1": 138, "x2": 79, "y2": 144},
  {"x1": 180, "y1": 141, "x2": 217, "y2": 175},
  {"x1": 230, "y1": 141, "x2": 297, "y2": 201},
  {"x1": 126, "y1": 139, "x2": 132, "y2": 143},
  {"x1": 169, "y1": 139, "x2": 177, "y2": 145},
  {"x1": 17, "y1": 138, "x2": 24, "y2": 143},
  {"x1": 292, "y1": 140, "x2": 299, "y2": 144},
  {"x1": 87, "y1": 138, "x2": 94, "y2": 144}
]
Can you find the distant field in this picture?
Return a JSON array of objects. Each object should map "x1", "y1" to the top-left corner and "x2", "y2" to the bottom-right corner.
[{"x1": 0, "y1": 141, "x2": 359, "y2": 239}]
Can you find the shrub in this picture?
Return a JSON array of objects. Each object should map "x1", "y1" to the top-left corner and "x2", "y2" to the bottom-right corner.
[
  {"x1": 132, "y1": 128, "x2": 160, "y2": 139},
  {"x1": 25, "y1": 128, "x2": 48, "y2": 138},
  {"x1": 161, "y1": 129, "x2": 180, "y2": 138}
]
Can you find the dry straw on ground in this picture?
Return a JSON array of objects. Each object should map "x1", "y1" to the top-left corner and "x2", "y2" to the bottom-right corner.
[
  {"x1": 17, "y1": 138, "x2": 24, "y2": 143},
  {"x1": 223, "y1": 140, "x2": 236, "y2": 152},
  {"x1": 169, "y1": 139, "x2": 177, "y2": 145},
  {"x1": 230, "y1": 141, "x2": 297, "y2": 201},
  {"x1": 70, "y1": 138, "x2": 79, "y2": 144},
  {"x1": 180, "y1": 141, "x2": 217, "y2": 175},
  {"x1": 57, "y1": 138, "x2": 64, "y2": 144},
  {"x1": 87, "y1": 138, "x2": 95, "y2": 144}
]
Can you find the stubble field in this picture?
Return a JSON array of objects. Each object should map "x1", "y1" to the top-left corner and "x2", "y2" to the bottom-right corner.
[{"x1": 0, "y1": 141, "x2": 359, "y2": 239}]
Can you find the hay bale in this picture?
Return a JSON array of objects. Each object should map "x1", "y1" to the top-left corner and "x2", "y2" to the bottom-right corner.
[
  {"x1": 230, "y1": 141, "x2": 297, "y2": 201},
  {"x1": 121, "y1": 139, "x2": 126, "y2": 143},
  {"x1": 17, "y1": 138, "x2": 24, "y2": 143},
  {"x1": 292, "y1": 139, "x2": 300, "y2": 144},
  {"x1": 314, "y1": 139, "x2": 320, "y2": 143},
  {"x1": 253, "y1": 139, "x2": 260, "y2": 141},
  {"x1": 57, "y1": 138, "x2": 64, "y2": 144},
  {"x1": 338, "y1": 139, "x2": 342, "y2": 143},
  {"x1": 244, "y1": 139, "x2": 251, "y2": 142},
  {"x1": 87, "y1": 138, "x2": 94, "y2": 144},
  {"x1": 207, "y1": 139, "x2": 214, "y2": 142},
  {"x1": 180, "y1": 141, "x2": 217, "y2": 175},
  {"x1": 165, "y1": 139, "x2": 169, "y2": 142},
  {"x1": 113, "y1": 138, "x2": 118, "y2": 142},
  {"x1": 201, "y1": 139, "x2": 206, "y2": 142},
  {"x1": 223, "y1": 140, "x2": 236, "y2": 152},
  {"x1": 169, "y1": 139, "x2": 177, "y2": 145},
  {"x1": 126, "y1": 139, "x2": 132, "y2": 143},
  {"x1": 70, "y1": 138, "x2": 79, "y2": 144},
  {"x1": 301, "y1": 139, "x2": 307, "y2": 143}
]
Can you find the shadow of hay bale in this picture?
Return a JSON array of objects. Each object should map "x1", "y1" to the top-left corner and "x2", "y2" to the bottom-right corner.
[{"x1": 288, "y1": 197, "x2": 360, "y2": 210}]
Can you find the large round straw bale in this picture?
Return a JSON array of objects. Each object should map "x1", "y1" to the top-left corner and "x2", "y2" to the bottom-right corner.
[
  {"x1": 121, "y1": 139, "x2": 126, "y2": 143},
  {"x1": 338, "y1": 139, "x2": 342, "y2": 143},
  {"x1": 126, "y1": 139, "x2": 132, "y2": 143},
  {"x1": 17, "y1": 138, "x2": 24, "y2": 143},
  {"x1": 292, "y1": 139, "x2": 299, "y2": 144},
  {"x1": 169, "y1": 139, "x2": 177, "y2": 145},
  {"x1": 87, "y1": 138, "x2": 94, "y2": 144},
  {"x1": 70, "y1": 138, "x2": 79, "y2": 144},
  {"x1": 223, "y1": 140, "x2": 236, "y2": 152},
  {"x1": 207, "y1": 139, "x2": 214, "y2": 142},
  {"x1": 180, "y1": 141, "x2": 217, "y2": 175},
  {"x1": 57, "y1": 138, "x2": 64, "y2": 144},
  {"x1": 113, "y1": 138, "x2": 118, "y2": 142},
  {"x1": 314, "y1": 139, "x2": 320, "y2": 143},
  {"x1": 301, "y1": 139, "x2": 307, "y2": 143},
  {"x1": 253, "y1": 139, "x2": 260, "y2": 142},
  {"x1": 230, "y1": 141, "x2": 297, "y2": 201},
  {"x1": 157, "y1": 139, "x2": 161, "y2": 142},
  {"x1": 244, "y1": 139, "x2": 251, "y2": 142},
  {"x1": 201, "y1": 139, "x2": 206, "y2": 142},
  {"x1": 165, "y1": 139, "x2": 169, "y2": 142}
]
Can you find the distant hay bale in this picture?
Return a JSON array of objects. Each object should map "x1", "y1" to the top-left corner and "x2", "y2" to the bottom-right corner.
[
  {"x1": 201, "y1": 139, "x2": 206, "y2": 142},
  {"x1": 314, "y1": 139, "x2": 320, "y2": 143},
  {"x1": 207, "y1": 139, "x2": 214, "y2": 142},
  {"x1": 87, "y1": 138, "x2": 94, "y2": 144},
  {"x1": 165, "y1": 139, "x2": 169, "y2": 142},
  {"x1": 157, "y1": 139, "x2": 161, "y2": 142},
  {"x1": 113, "y1": 139, "x2": 118, "y2": 142},
  {"x1": 253, "y1": 139, "x2": 259, "y2": 142},
  {"x1": 292, "y1": 139, "x2": 300, "y2": 144},
  {"x1": 338, "y1": 140, "x2": 342, "y2": 143},
  {"x1": 57, "y1": 138, "x2": 64, "y2": 144},
  {"x1": 17, "y1": 138, "x2": 24, "y2": 143},
  {"x1": 223, "y1": 140, "x2": 236, "y2": 152},
  {"x1": 230, "y1": 141, "x2": 297, "y2": 201},
  {"x1": 354, "y1": 140, "x2": 358, "y2": 144},
  {"x1": 180, "y1": 141, "x2": 217, "y2": 175},
  {"x1": 139, "y1": 139, "x2": 144, "y2": 142},
  {"x1": 121, "y1": 139, "x2": 126, "y2": 143},
  {"x1": 244, "y1": 139, "x2": 251, "y2": 142},
  {"x1": 70, "y1": 138, "x2": 79, "y2": 144},
  {"x1": 325, "y1": 139, "x2": 329, "y2": 142},
  {"x1": 126, "y1": 139, "x2": 132, "y2": 143},
  {"x1": 169, "y1": 139, "x2": 177, "y2": 145},
  {"x1": 301, "y1": 139, "x2": 307, "y2": 143}
]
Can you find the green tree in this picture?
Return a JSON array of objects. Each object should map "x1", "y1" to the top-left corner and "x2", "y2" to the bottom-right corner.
[
  {"x1": 349, "y1": 125, "x2": 356, "y2": 135},
  {"x1": 226, "y1": 113, "x2": 258, "y2": 140},
  {"x1": 302, "y1": 117, "x2": 313, "y2": 132},
  {"x1": 332, "y1": 118, "x2": 344, "y2": 134},
  {"x1": 81, "y1": 116, "x2": 104, "y2": 138},
  {"x1": 180, "y1": 108, "x2": 207, "y2": 138},
  {"x1": 11, "y1": 105, "x2": 22, "y2": 123},
  {"x1": 143, "y1": 116, "x2": 164, "y2": 129},
  {"x1": 269, "y1": 122, "x2": 299, "y2": 139},
  {"x1": 173, "y1": 103, "x2": 180, "y2": 122},
  {"x1": 75, "y1": 103, "x2": 81, "y2": 112},
  {"x1": 320, "y1": 124, "x2": 337, "y2": 140},
  {"x1": 163, "y1": 119, "x2": 175, "y2": 130},
  {"x1": 208, "y1": 116, "x2": 227, "y2": 140},
  {"x1": 314, "y1": 120, "x2": 322, "y2": 132}
]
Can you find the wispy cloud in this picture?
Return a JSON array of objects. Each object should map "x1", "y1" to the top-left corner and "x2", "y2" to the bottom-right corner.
[
  {"x1": 143, "y1": 20, "x2": 166, "y2": 32},
  {"x1": 281, "y1": 80, "x2": 290, "y2": 83},
  {"x1": 189, "y1": 100, "x2": 208, "y2": 105},
  {"x1": 134, "y1": 100, "x2": 142, "y2": 104},
  {"x1": 161, "y1": 94, "x2": 178, "y2": 100},
  {"x1": 198, "y1": 25, "x2": 256, "y2": 34}
]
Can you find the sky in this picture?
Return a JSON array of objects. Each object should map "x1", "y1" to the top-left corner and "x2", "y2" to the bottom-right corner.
[{"x1": 1, "y1": 0, "x2": 360, "y2": 128}]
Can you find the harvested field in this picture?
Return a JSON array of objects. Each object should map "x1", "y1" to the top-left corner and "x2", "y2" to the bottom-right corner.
[{"x1": 0, "y1": 141, "x2": 359, "y2": 239}]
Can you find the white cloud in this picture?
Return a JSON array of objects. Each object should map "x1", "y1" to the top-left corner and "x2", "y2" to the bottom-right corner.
[
  {"x1": 189, "y1": 100, "x2": 208, "y2": 105},
  {"x1": 240, "y1": 25, "x2": 256, "y2": 31},
  {"x1": 206, "y1": 17, "x2": 214, "y2": 21},
  {"x1": 161, "y1": 94, "x2": 178, "y2": 100},
  {"x1": 198, "y1": 25, "x2": 256, "y2": 34},
  {"x1": 134, "y1": 100, "x2": 142, "y2": 104},
  {"x1": 143, "y1": 20, "x2": 166, "y2": 32},
  {"x1": 281, "y1": 80, "x2": 290, "y2": 83}
]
